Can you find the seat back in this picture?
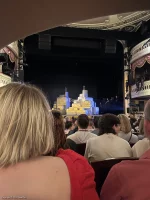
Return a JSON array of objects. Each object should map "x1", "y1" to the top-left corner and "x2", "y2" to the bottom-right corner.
[
  {"x1": 76, "y1": 143, "x2": 86, "y2": 156},
  {"x1": 91, "y1": 157, "x2": 138, "y2": 195}
]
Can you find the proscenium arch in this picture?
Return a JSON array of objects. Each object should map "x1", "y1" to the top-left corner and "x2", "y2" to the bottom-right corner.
[{"x1": 0, "y1": 0, "x2": 150, "y2": 49}]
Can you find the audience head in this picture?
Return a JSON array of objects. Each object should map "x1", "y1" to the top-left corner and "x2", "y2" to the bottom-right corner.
[
  {"x1": 88, "y1": 119, "x2": 94, "y2": 129},
  {"x1": 51, "y1": 110, "x2": 66, "y2": 153},
  {"x1": 65, "y1": 121, "x2": 73, "y2": 130},
  {"x1": 98, "y1": 113, "x2": 120, "y2": 135},
  {"x1": 118, "y1": 114, "x2": 131, "y2": 134},
  {"x1": 93, "y1": 116, "x2": 100, "y2": 129},
  {"x1": 0, "y1": 83, "x2": 54, "y2": 167},
  {"x1": 144, "y1": 100, "x2": 150, "y2": 138},
  {"x1": 77, "y1": 114, "x2": 89, "y2": 129}
]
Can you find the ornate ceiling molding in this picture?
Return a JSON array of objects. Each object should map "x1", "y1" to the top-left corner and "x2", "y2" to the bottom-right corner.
[{"x1": 66, "y1": 11, "x2": 150, "y2": 32}]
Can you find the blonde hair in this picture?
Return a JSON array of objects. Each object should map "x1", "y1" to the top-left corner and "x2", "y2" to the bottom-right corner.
[
  {"x1": 0, "y1": 83, "x2": 54, "y2": 167},
  {"x1": 118, "y1": 114, "x2": 131, "y2": 134}
]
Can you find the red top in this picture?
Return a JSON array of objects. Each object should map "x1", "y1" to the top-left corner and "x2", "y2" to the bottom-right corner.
[
  {"x1": 100, "y1": 149, "x2": 150, "y2": 200},
  {"x1": 57, "y1": 149, "x2": 99, "y2": 200}
]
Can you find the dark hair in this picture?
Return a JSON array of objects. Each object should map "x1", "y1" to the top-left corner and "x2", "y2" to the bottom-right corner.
[
  {"x1": 98, "y1": 113, "x2": 120, "y2": 135},
  {"x1": 65, "y1": 121, "x2": 73, "y2": 129},
  {"x1": 77, "y1": 114, "x2": 89, "y2": 129},
  {"x1": 51, "y1": 110, "x2": 66, "y2": 154},
  {"x1": 93, "y1": 116, "x2": 100, "y2": 128},
  {"x1": 89, "y1": 119, "x2": 94, "y2": 128},
  {"x1": 72, "y1": 117, "x2": 76, "y2": 124}
]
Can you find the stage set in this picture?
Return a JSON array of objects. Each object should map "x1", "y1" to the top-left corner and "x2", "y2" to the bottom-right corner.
[{"x1": 52, "y1": 86, "x2": 99, "y2": 116}]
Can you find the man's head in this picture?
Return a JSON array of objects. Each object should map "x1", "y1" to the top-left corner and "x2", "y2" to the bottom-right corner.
[
  {"x1": 77, "y1": 114, "x2": 89, "y2": 129},
  {"x1": 98, "y1": 113, "x2": 120, "y2": 135},
  {"x1": 144, "y1": 100, "x2": 150, "y2": 138}
]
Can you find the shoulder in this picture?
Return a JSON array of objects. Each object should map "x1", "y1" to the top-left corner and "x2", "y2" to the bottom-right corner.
[
  {"x1": 111, "y1": 159, "x2": 139, "y2": 175},
  {"x1": 19, "y1": 156, "x2": 70, "y2": 183},
  {"x1": 86, "y1": 135, "x2": 98, "y2": 144},
  {"x1": 67, "y1": 132, "x2": 77, "y2": 139},
  {"x1": 33, "y1": 156, "x2": 68, "y2": 172},
  {"x1": 57, "y1": 149, "x2": 94, "y2": 173},
  {"x1": 133, "y1": 138, "x2": 149, "y2": 147},
  {"x1": 116, "y1": 135, "x2": 130, "y2": 144},
  {"x1": 88, "y1": 131, "x2": 97, "y2": 137}
]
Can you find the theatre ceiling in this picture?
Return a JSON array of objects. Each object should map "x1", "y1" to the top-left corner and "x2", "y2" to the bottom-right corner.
[{"x1": 66, "y1": 11, "x2": 150, "y2": 32}]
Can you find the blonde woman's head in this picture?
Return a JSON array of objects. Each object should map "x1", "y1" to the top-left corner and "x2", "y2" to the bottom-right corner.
[
  {"x1": 118, "y1": 114, "x2": 131, "y2": 134},
  {"x1": 0, "y1": 83, "x2": 54, "y2": 167}
]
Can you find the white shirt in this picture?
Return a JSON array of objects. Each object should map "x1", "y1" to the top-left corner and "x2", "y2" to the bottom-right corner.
[
  {"x1": 67, "y1": 130, "x2": 97, "y2": 144},
  {"x1": 118, "y1": 131, "x2": 138, "y2": 144},
  {"x1": 85, "y1": 133, "x2": 132, "y2": 162},
  {"x1": 132, "y1": 138, "x2": 150, "y2": 157}
]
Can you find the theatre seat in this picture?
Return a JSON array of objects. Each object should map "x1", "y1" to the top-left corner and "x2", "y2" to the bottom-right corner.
[
  {"x1": 91, "y1": 157, "x2": 138, "y2": 195},
  {"x1": 76, "y1": 143, "x2": 86, "y2": 156}
]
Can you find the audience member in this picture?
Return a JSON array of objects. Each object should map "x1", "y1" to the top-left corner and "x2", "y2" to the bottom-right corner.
[
  {"x1": 67, "y1": 119, "x2": 78, "y2": 136},
  {"x1": 132, "y1": 137, "x2": 150, "y2": 157},
  {"x1": 51, "y1": 110, "x2": 67, "y2": 154},
  {"x1": 118, "y1": 114, "x2": 138, "y2": 144},
  {"x1": 92, "y1": 116, "x2": 100, "y2": 135},
  {"x1": 85, "y1": 114, "x2": 132, "y2": 162},
  {"x1": 0, "y1": 83, "x2": 99, "y2": 200},
  {"x1": 88, "y1": 119, "x2": 94, "y2": 131},
  {"x1": 65, "y1": 121, "x2": 74, "y2": 135},
  {"x1": 132, "y1": 117, "x2": 150, "y2": 157},
  {"x1": 67, "y1": 114, "x2": 96, "y2": 144},
  {"x1": 100, "y1": 100, "x2": 150, "y2": 200},
  {"x1": 129, "y1": 113, "x2": 138, "y2": 131}
]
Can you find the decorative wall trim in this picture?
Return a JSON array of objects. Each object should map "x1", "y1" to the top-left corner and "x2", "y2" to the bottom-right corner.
[
  {"x1": 131, "y1": 53, "x2": 150, "y2": 70},
  {"x1": 130, "y1": 38, "x2": 150, "y2": 64},
  {"x1": 66, "y1": 11, "x2": 150, "y2": 32}
]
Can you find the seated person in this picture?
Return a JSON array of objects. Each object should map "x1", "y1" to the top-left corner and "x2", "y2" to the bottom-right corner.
[
  {"x1": 67, "y1": 114, "x2": 96, "y2": 144},
  {"x1": 65, "y1": 121, "x2": 74, "y2": 135},
  {"x1": 51, "y1": 110, "x2": 77, "y2": 153},
  {"x1": 100, "y1": 100, "x2": 150, "y2": 200},
  {"x1": 132, "y1": 137, "x2": 150, "y2": 157},
  {"x1": 92, "y1": 116, "x2": 101, "y2": 135},
  {"x1": 67, "y1": 120, "x2": 78, "y2": 136},
  {"x1": 0, "y1": 83, "x2": 99, "y2": 200},
  {"x1": 132, "y1": 116, "x2": 150, "y2": 157},
  {"x1": 85, "y1": 114, "x2": 132, "y2": 162},
  {"x1": 87, "y1": 119, "x2": 94, "y2": 132},
  {"x1": 51, "y1": 110, "x2": 67, "y2": 154},
  {"x1": 118, "y1": 114, "x2": 138, "y2": 144}
]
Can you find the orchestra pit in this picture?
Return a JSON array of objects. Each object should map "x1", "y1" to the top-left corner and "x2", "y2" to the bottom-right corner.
[{"x1": 0, "y1": 2, "x2": 150, "y2": 199}]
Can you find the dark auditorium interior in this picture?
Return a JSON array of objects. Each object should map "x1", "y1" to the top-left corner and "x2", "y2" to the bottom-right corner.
[{"x1": 24, "y1": 27, "x2": 124, "y2": 108}]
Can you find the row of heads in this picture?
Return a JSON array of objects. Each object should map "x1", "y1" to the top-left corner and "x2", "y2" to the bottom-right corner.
[{"x1": 64, "y1": 113, "x2": 135, "y2": 135}]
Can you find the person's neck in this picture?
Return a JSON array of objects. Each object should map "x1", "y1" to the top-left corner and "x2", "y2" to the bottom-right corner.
[{"x1": 78, "y1": 127, "x2": 88, "y2": 131}]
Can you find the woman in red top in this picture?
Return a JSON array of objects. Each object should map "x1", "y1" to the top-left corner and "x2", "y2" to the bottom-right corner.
[
  {"x1": 57, "y1": 148, "x2": 99, "y2": 200},
  {"x1": 52, "y1": 110, "x2": 99, "y2": 200},
  {"x1": 0, "y1": 83, "x2": 99, "y2": 200}
]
